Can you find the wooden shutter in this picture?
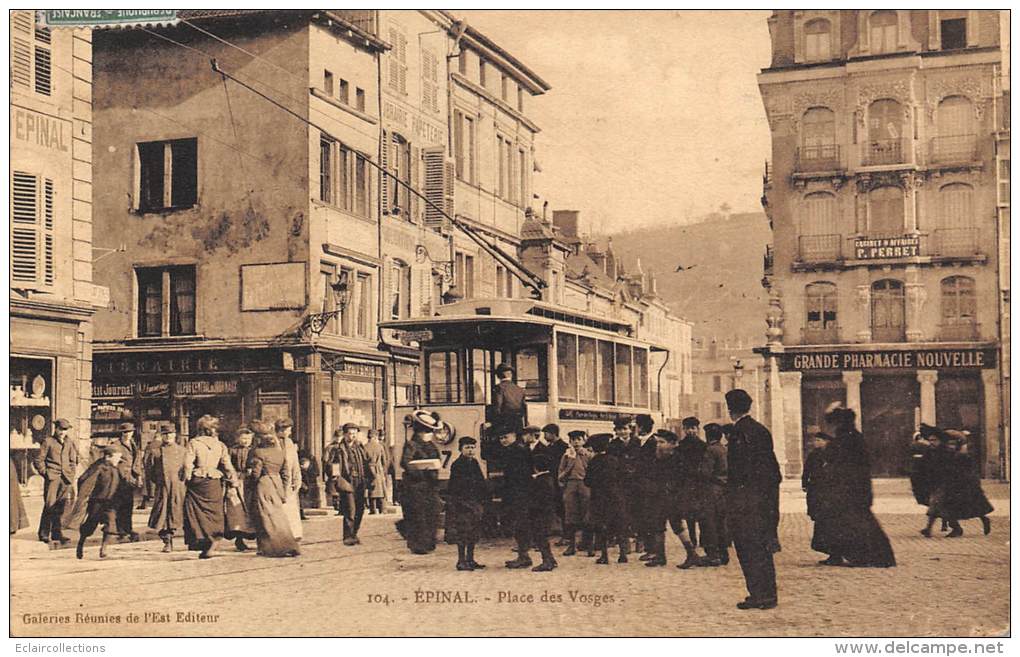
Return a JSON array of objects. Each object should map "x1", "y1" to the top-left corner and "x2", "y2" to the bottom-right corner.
[
  {"x1": 423, "y1": 146, "x2": 446, "y2": 228},
  {"x1": 397, "y1": 32, "x2": 408, "y2": 95},
  {"x1": 11, "y1": 11, "x2": 33, "y2": 90},
  {"x1": 443, "y1": 158, "x2": 456, "y2": 218},
  {"x1": 11, "y1": 171, "x2": 52, "y2": 289},
  {"x1": 387, "y1": 28, "x2": 401, "y2": 92},
  {"x1": 410, "y1": 145, "x2": 420, "y2": 222},
  {"x1": 380, "y1": 129, "x2": 390, "y2": 213}
]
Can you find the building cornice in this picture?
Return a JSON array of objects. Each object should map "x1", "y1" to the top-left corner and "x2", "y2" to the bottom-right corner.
[{"x1": 10, "y1": 297, "x2": 95, "y2": 322}]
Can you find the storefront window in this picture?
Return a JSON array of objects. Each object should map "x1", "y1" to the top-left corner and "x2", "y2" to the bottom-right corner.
[
  {"x1": 11, "y1": 357, "x2": 53, "y2": 483},
  {"x1": 634, "y1": 348, "x2": 649, "y2": 407},
  {"x1": 557, "y1": 333, "x2": 578, "y2": 402},
  {"x1": 578, "y1": 337, "x2": 597, "y2": 404},
  {"x1": 426, "y1": 350, "x2": 460, "y2": 403},
  {"x1": 598, "y1": 340, "x2": 615, "y2": 405}
]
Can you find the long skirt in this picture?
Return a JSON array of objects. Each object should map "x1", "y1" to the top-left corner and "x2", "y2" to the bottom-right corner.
[
  {"x1": 820, "y1": 510, "x2": 896, "y2": 567},
  {"x1": 148, "y1": 480, "x2": 185, "y2": 534},
  {"x1": 224, "y1": 481, "x2": 257, "y2": 540},
  {"x1": 183, "y1": 478, "x2": 225, "y2": 550},
  {"x1": 281, "y1": 488, "x2": 303, "y2": 540},
  {"x1": 10, "y1": 460, "x2": 29, "y2": 534},
  {"x1": 252, "y1": 474, "x2": 300, "y2": 557},
  {"x1": 444, "y1": 498, "x2": 483, "y2": 544},
  {"x1": 403, "y1": 481, "x2": 441, "y2": 552}
]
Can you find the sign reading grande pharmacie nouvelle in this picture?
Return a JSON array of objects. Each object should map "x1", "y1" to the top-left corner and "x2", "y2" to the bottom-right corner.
[
  {"x1": 783, "y1": 347, "x2": 997, "y2": 372},
  {"x1": 854, "y1": 236, "x2": 920, "y2": 260},
  {"x1": 42, "y1": 10, "x2": 178, "y2": 27}
]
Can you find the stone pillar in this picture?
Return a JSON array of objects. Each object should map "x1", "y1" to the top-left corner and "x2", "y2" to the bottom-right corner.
[
  {"x1": 842, "y1": 370, "x2": 863, "y2": 430},
  {"x1": 916, "y1": 370, "x2": 938, "y2": 426},
  {"x1": 981, "y1": 368, "x2": 1003, "y2": 478},
  {"x1": 904, "y1": 271, "x2": 927, "y2": 343},
  {"x1": 767, "y1": 355, "x2": 785, "y2": 452},
  {"x1": 855, "y1": 285, "x2": 872, "y2": 342},
  {"x1": 779, "y1": 370, "x2": 803, "y2": 478}
]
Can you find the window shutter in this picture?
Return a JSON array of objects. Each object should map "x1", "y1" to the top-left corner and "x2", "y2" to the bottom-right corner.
[
  {"x1": 34, "y1": 44, "x2": 51, "y2": 96},
  {"x1": 443, "y1": 158, "x2": 456, "y2": 218},
  {"x1": 11, "y1": 171, "x2": 40, "y2": 288},
  {"x1": 380, "y1": 129, "x2": 390, "y2": 213},
  {"x1": 423, "y1": 147, "x2": 446, "y2": 228},
  {"x1": 387, "y1": 28, "x2": 400, "y2": 92},
  {"x1": 11, "y1": 11, "x2": 33, "y2": 89},
  {"x1": 410, "y1": 145, "x2": 420, "y2": 222},
  {"x1": 398, "y1": 33, "x2": 408, "y2": 95}
]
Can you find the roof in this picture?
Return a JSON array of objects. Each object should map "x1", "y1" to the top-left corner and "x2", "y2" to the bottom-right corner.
[
  {"x1": 174, "y1": 10, "x2": 389, "y2": 51},
  {"x1": 439, "y1": 10, "x2": 551, "y2": 94}
]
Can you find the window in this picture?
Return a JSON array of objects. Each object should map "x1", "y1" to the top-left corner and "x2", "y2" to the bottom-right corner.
[
  {"x1": 387, "y1": 24, "x2": 407, "y2": 94},
  {"x1": 11, "y1": 11, "x2": 50, "y2": 96},
  {"x1": 320, "y1": 263, "x2": 340, "y2": 335},
  {"x1": 802, "y1": 192, "x2": 837, "y2": 235},
  {"x1": 869, "y1": 10, "x2": 898, "y2": 54},
  {"x1": 712, "y1": 375, "x2": 722, "y2": 392},
  {"x1": 426, "y1": 350, "x2": 461, "y2": 403},
  {"x1": 515, "y1": 346, "x2": 547, "y2": 401},
  {"x1": 517, "y1": 86, "x2": 525, "y2": 113},
  {"x1": 804, "y1": 18, "x2": 831, "y2": 61},
  {"x1": 356, "y1": 88, "x2": 366, "y2": 112},
  {"x1": 356, "y1": 273, "x2": 371, "y2": 338},
  {"x1": 806, "y1": 282, "x2": 838, "y2": 329},
  {"x1": 712, "y1": 402, "x2": 723, "y2": 419},
  {"x1": 871, "y1": 279, "x2": 905, "y2": 341},
  {"x1": 135, "y1": 266, "x2": 196, "y2": 337},
  {"x1": 339, "y1": 79, "x2": 349, "y2": 105},
  {"x1": 387, "y1": 133, "x2": 411, "y2": 217},
  {"x1": 940, "y1": 18, "x2": 967, "y2": 50},
  {"x1": 934, "y1": 96, "x2": 975, "y2": 162},
  {"x1": 867, "y1": 99, "x2": 904, "y2": 165},
  {"x1": 421, "y1": 49, "x2": 439, "y2": 113},
  {"x1": 558, "y1": 333, "x2": 578, "y2": 402},
  {"x1": 519, "y1": 149, "x2": 528, "y2": 208},
  {"x1": 319, "y1": 136, "x2": 332, "y2": 204},
  {"x1": 615, "y1": 344, "x2": 633, "y2": 406},
  {"x1": 323, "y1": 70, "x2": 334, "y2": 95},
  {"x1": 801, "y1": 107, "x2": 836, "y2": 167},
  {"x1": 458, "y1": 49, "x2": 468, "y2": 76},
  {"x1": 497, "y1": 136, "x2": 515, "y2": 202},
  {"x1": 938, "y1": 183, "x2": 973, "y2": 230},
  {"x1": 10, "y1": 171, "x2": 54, "y2": 289},
  {"x1": 455, "y1": 252, "x2": 475, "y2": 298},
  {"x1": 578, "y1": 337, "x2": 597, "y2": 403},
  {"x1": 137, "y1": 139, "x2": 198, "y2": 211},
  {"x1": 320, "y1": 134, "x2": 371, "y2": 219},
  {"x1": 389, "y1": 260, "x2": 411, "y2": 320},
  {"x1": 479, "y1": 58, "x2": 487, "y2": 88},
  {"x1": 501, "y1": 74, "x2": 509, "y2": 101},
  {"x1": 598, "y1": 340, "x2": 615, "y2": 404},
  {"x1": 941, "y1": 276, "x2": 976, "y2": 325},
  {"x1": 868, "y1": 186, "x2": 903, "y2": 235},
  {"x1": 453, "y1": 111, "x2": 475, "y2": 183},
  {"x1": 633, "y1": 348, "x2": 649, "y2": 407}
]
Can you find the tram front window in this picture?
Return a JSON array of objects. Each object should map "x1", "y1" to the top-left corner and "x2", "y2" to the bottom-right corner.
[
  {"x1": 514, "y1": 346, "x2": 547, "y2": 401},
  {"x1": 616, "y1": 344, "x2": 633, "y2": 405},
  {"x1": 427, "y1": 350, "x2": 461, "y2": 403},
  {"x1": 634, "y1": 348, "x2": 649, "y2": 407}
]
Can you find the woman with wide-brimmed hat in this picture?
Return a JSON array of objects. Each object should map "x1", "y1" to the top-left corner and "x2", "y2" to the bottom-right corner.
[{"x1": 399, "y1": 410, "x2": 443, "y2": 554}]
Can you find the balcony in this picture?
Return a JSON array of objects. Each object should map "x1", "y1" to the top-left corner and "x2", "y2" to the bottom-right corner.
[
  {"x1": 929, "y1": 135, "x2": 978, "y2": 165},
  {"x1": 872, "y1": 326, "x2": 907, "y2": 343},
  {"x1": 939, "y1": 322, "x2": 981, "y2": 342},
  {"x1": 863, "y1": 138, "x2": 909, "y2": 166},
  {"x1": 930, "y1": 228, "x2": 982, "y2": 259},
  {"x1": 796, "y1": 144, "x2": 842, "y2": 172},
  {"x1": 798, "y1": 234, "x2": 842, "y2": 263},
  {"x1": 802, "y1": 326, "x2": 841, "y2": 345}
]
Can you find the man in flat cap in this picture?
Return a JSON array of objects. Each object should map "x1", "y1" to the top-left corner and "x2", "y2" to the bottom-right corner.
[
  {"x1": 68, "y1": 447, "x2": 123, "y2": 559},
  {"x1": 487, "y1": 363, "x2": 527, "y2": 439},
  {"x1": 542, "y1": 423, "x2": 569, "y2": 543},
  {"x1": 110, "y1": 421, "x2": 143, "y2": 542},
  {"x1": 324, "y1": 423, "x2": 373, "y2": 546},
  {"x1": 627, "y1": 414, "x2": 658, "y2": 559},
  {"x1": 725, "y1": 389, "x2": 781, "y2": 610},
  {"x1": 33, "y1": 418, "x2": 79, "y2": 547}
]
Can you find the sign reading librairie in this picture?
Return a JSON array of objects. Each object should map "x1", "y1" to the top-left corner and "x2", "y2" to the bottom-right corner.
[
  {"x1": 42, "y1": 10, "x2": 178, "y2": 27},
  {"x1": 781, "y1": 348, "x2": 997, "y2": 371},
  {"x1": 854, "y1": 236, "x2": 920, "y2": 259}
]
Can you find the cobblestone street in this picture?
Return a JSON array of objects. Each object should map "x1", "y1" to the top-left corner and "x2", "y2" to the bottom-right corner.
[{"x1": 10, "y1": 483, "x2": 1010, "y2": 637}]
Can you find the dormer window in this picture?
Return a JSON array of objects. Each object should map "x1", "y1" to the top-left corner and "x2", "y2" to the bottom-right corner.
[
  {"x1": 804, "y1": 18, "x2": 831, "y2": 61},
  {"x1": 941, "y1": 17, "x2": 967, "y2": 50},
  {"x1": 869, "y1": 11, "x2": 898, "y2": 54}
]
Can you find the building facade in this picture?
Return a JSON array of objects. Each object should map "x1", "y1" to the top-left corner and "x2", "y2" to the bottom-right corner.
[
  {"x1": 758, "y1": 10, "x2": 1007, "y2": 477},
  {"x1": 10, "y1": 12, "x2": 99, "y2": 481},
  {"x1": 690, "y1": 339, "x2": 765, "y2": 428}
]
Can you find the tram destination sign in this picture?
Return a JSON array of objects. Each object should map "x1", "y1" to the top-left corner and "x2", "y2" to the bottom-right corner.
[
  {"x1": 397, "y1": 330, "x2": 433, "y2": 345},
  {"x1": 781, "y1": 347, "x2": 997, "y2": 372},
  {"x1": 559, "y1": 409, "x2": 634, "y2": 422}
]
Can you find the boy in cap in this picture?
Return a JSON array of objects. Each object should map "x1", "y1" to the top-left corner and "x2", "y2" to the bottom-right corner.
[
  {"x1": 643, "y1": 429, "x2": 679, "y2": 567},
  {"x1": 584, "y1": 433, "x2": 629, "y2": 564},
  {"x1": 701, "y1": 423, "x2": 730, "y2": 566},
  {"x1": 33, "y1": 418, "x2": 79, "y2": 547},
  {"x1": 445, "y1": 436, "x2": 487, "y2": 571},
  {"x1": 70, "y1": 447, "x2": 123, "y2": 559},
  {"x1": 558, "y1": 430, "x2": 591, "y2": 556}
]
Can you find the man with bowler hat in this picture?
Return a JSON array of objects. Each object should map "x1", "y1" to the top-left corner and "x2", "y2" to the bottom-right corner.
[
  {"x1": 33, "y1": 418, "x2": 79, "y2": 547},
  {"x1": 111, "y1": 422, "x2": 143, "y2": 542}
]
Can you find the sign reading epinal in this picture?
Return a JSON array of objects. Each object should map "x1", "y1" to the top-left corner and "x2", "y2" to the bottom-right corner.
[{"x1": 42, "y1": 10, "x2": 178, "y2": 27}]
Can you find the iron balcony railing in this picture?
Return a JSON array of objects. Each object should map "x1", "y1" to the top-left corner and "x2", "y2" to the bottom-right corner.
[
  {"x1": 796, "y1": 144, "x2": 841, "y2": 172},
  {"x1": 939, "y1": 322, "x2": 981, "y2": 342},
  {"x1": 931, "y1": 228, "x2": 981, "y2": 258},
  {"x1": 930, "y1": 134, "x2": 977, "y2": 164},
  {"x1": 798, "y1": 234, "x2": 842, "y2": 262},
  {"x1": 864, "y1": 138, "x2": 907, "y2": 166},
  {"x1": 802, "y1": 326, "x2": 841, "y2": 345}
]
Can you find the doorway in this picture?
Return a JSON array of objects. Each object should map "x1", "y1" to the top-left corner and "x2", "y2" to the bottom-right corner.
[
  {"x1": 936, "y1": 374, "x2": 984, "y2": 474},
  {"x1": 861, "y1": 373, "x2": 919, "y2": 476}
]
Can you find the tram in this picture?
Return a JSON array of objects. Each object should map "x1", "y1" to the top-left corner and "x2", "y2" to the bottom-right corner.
[{"x1": 381, "y1": 296, "x2": 675, "y2": 481}]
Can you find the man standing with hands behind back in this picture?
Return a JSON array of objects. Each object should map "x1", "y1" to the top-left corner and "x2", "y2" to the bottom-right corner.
[
  {"x1": 725, "y1": 389, "x2": 781, "y2": 610},
  {"x1": 34, "y1": 418, "x2": 79, "y2": 547}
]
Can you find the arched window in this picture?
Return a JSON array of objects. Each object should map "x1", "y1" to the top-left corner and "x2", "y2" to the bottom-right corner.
[
  {"x1": 801, "y1": 107, "x2": 837, "y2": 169},
  {"x1": 868, "y1": 186, "x2": 904, "y2": 235},
  {"x1": 805, "y1": 18, "x2": 832, "y2": 61},
  {"x1": 799, "y1": 192, "x2": 839, "y2": 261},
  {"x1": 871, "y1": 279, "x2": 905, "y2": 342},
  {"x1": 938, "y1": 183, "x2": 974, "y2": 230},
  {"x1": 869, "y1": 10, "x2": 898, "y2": 54},
  {"x1": 867, "y1": 99, "x2": 904, "y2": 164},
  {"x1": 933, "y1": 96, "x2": 975, "y2": 163},
  {"x1": 805, "y1": 282, "x2": 838, "y2": 342}
]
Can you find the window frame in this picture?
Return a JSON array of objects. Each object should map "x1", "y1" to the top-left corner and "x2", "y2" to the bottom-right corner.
[
  {"x1": 804, "y1": 18, "x2": 832, "y2": 61},
  {"x1": 940, "y1": 276, "x2": 976, "y2": 325},
  {"x1": 136, "y1": 138, "x2": 198, "y2": 213},
  {"x1": 135, "y1": 265, "x2": 197, "y2": 338},
  {"x1": 805, "y1": 281, "x2": 838, "y2": 329}
]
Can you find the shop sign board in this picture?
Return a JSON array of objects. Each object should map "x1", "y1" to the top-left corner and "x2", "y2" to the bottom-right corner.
[
  {"x1": 175, "y1": 379, "x2": 239, "y2": 396},
  {"x1": 95, "y1": 350, "x2": 281, "y2": 375},
  {"x1": 781, "y1": 348, "x2": 997, "y2": 372},
  {"x1": 853, "y1": 235, "x2": 920, "y2": 260}
]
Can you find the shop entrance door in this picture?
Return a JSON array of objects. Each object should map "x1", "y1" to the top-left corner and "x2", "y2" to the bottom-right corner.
[
  {"x1": 801, "y1": 376, "x2": 846, "y2": 465},
  {"x1": 936, "y1": 374, "x2": 984, "y2": 474},
  {"x1": 861, "y1": 374, "x2": 919, "y2": 476}
]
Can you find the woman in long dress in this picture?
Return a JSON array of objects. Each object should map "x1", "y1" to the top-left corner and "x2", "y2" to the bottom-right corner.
[
  {"x1": 182, "y1": 415, "x2": 237, "y2": 559},
  {"x1": 246, "y1": 421, "x2": 300, "y2": 558},
  {"x1": 10, "y1": 457, "x2": 29, "y2": 534},
  {"x1": 224, "y1": 427, "x2": 258, "y2": 551},
  {"x1": 274, "y1": 418, "x2": 303, "y2": 541},
  {"x1": 400, "y1": 411, "x2": 442, "y2": 554}
]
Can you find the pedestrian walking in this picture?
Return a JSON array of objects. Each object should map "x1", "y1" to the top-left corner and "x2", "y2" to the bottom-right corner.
[
  {"x1": 364, "y1": 429, "x2": 389, "y2": 515},
  {"x1": 10, "y1": 457, "x2": 29, "y2": 535},
  {"x1": 224, "y1": 428, "x2": 258, "y2": 552},
  {"x1": 921, "y1": 428, "x2": 993, "y2": 538},
  {"x1": 110, "y1": 422, "x2": 143, "y2": 542},
  {"x1": 700, "y1": 422, "x2": 730, "y2": 566},
  {"x1": 584, "y1": 433, "x2": 629, "y2": 564},
  {"x1": 399, "y1": 410, "x2": 443, "y2": 554},
  {"x1": 139, "y1": 430, "x2": 162, "y2": 510},
  {"x1": 145, "y1": 423, "x2": 187, "y2": 553},
  {"x1": 297, "y1": 451, "x2": 319, "y2": 519},
  {"x1": 68, "y1": 447, "x2": 122, "y2": 560},
  {"x1": 33, "y1": 418, "x2": 79, "y2": 548},
  {"x1": 725, "y1": 389, "x2": 781, "y2": 610},
  {"x1": 246, "y1": 420, "x2": 300, "y2": 558},
  {"x1": 557, "y1": 430, "x2": 591, "y2": 557},
  {"x1": 182, "y1": 415, "x2": 237, "y2": 559},
  {"x1": 274, "y1": 418, "x2": 303, "y2": 541},
  {"x1": 324, "y1": 424, "x2": 372, "y2": 546},
  {"x1": 445, "y1": 436, "x2": 488, "y2": 571}
]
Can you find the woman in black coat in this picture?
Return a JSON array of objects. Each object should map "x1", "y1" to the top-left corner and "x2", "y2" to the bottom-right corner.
[
  {"x1": 802, "y1": 431, "x2": 839, "y2": 564},
  {"x1": 922, "y1": 430, "x2": 993, "y2": 537},
  {"x1": 400, "y1": 411, "x2": 443, "y2": 555}
]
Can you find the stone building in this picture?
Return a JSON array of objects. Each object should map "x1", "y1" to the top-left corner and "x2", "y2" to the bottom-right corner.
[
  {"x1": 10, "y1": 12, "x2": 99, "y2": 481},
  {"x1": 758, "y1": 10, "x2": 1007, "y2": 477},
  {"x1": 690, "y1": 339, "x2": 765, "y2": 428}
]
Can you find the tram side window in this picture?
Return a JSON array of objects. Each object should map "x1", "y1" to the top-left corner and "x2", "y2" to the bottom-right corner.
[
  {"x1": 597, "y1": 340, "x2": 615, "y2": 404},
  {"x1": 515, "y1": 346, "x2": 547, "y2": 401},
  {"x1": 578, "y1": 337, "x2": 597, "y2": 404},
  {"x1": 634, "y1": 348, "x2": 649, "y2": 407},
  {"x1": 469, "y1": 348, "x2": 489, "y2": 404},
  {"x1": 426, "y1": 350, "x2": 461, "y2": 403},
  {"x1": 557, "y1": 333, "x2": 578, "y2": 402},
  {"x1": 616, "y1": 345, "x2": 633, "y2": 406}
]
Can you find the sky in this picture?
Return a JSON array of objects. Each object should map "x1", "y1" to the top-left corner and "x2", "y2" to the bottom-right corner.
[{"x1": 459, "y1": 10, "x2": 773, "y2": 234}]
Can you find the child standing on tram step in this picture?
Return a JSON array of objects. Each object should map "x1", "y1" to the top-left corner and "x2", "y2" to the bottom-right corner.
[{"x1": 445, "y1": 436, "x2": 488, "y2": 571}]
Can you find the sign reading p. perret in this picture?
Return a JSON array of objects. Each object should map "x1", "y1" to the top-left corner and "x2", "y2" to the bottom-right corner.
[
  {"x1": 41, "y1": 10, "x2": 179, "y2": 28},
  {"x1": 854, "y1": 235, "x2": 920, "y2": 260}
]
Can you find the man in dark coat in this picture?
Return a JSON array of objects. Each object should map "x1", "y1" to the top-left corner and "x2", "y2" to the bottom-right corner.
[
  {"x1": 324, "y1": 423, "x2": 373, "y2": 546},
  {"x1": 543, "y1": 423, "x2": 568, "y2": 544},
  {"x1": 110, "y1": 422, "x2": 143, "y2": 542},
  {"x1": 70, "y1": 448, "x2": 122, "y2": 559},
  {"x1": 627, "y1": 414, "x2": 659, "y2": 560},
  {"x1": 725, "y1": 389, "x2": 781, "y2": 610},
  {"x1": 33, "y1": 418, "x2": 79, "y2": 547},
  {"x1": 501, "y1": 430, "x2": 536, "y2": 569},
  {"x1": 488, "y1": 363, "x2": 527, "y2": 438},
  {"x1": 701, "y1": 422, "x2": 730, "y2": 566},
  {"x1": 584, "y1": 433, "x2": 629, "y2": 564},
  {"x1": 643, "y1": 429, "x2": 677, "y2": 567},
  {"x1": 524, "y1": 428, "x2": 559, "y2": 571}
]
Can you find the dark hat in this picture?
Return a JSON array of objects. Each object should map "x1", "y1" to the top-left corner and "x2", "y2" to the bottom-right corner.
[
  {"x1": 522, "y1": 425, "x2": 542, "y2": 435},
  {"x1": 117, "y1": 422, "x2": 135, "y2": 433},
  {"x1": 612, "y1": 416, "x2": 630, "y2": 430},
  {"x1": 458, "y1": 436, "x2": 477, "y2": 448},
  {"x1": 411, "y1": 409, "x2": 440, "y2": 432},
  {"x1": 588, "y1": 433, "x2": 611, "y2": 452},
  {"x1": 567, "y1": 430, "x2": 587, "y2": 440},
  {"x1": 274, "y1": 418, "x2": 294, "y2": 431},
  {"x1": 341, "y1": 422, "x2": 360, "y2": 433},
  {"x1": 101, "y1": 446, "x2": 119, "y2": 457},
  {"x1": 54, "y1": 418, "x2": 72, "y2": 430},
  {"x1": 635, "y1": 414, "x2": 654, "y2": 433},
  {"x1": 655, "y1": 429, "x2": 679, "y2": 443},
  {"x1": 704, "y1": 423, "x2": 723, "y2": 440},
  {"x1": 681, "y1": 416, "x2": 700, "y2": 428},
  {"x1": 720, "y1": 423, "x2": 735, "y2": 436},
  {"x1": 542, "y1": 423, "x2": 560, "y2": 436},
  {"x1": 402, "y1": 414, "x2": 414, "y2": 427},
  {"x1": 725, "y1": 389, "x2": 752, "y2": 414},
  {"x1": 495, "y1": 362, "x2": 514, "y2": 376}
]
